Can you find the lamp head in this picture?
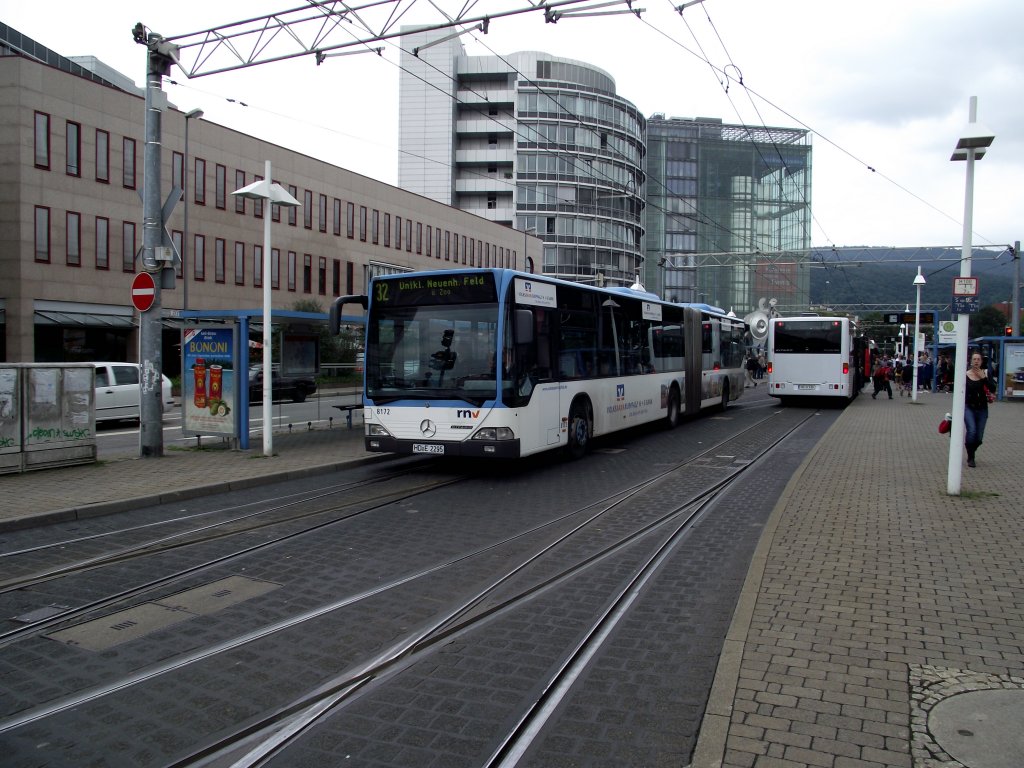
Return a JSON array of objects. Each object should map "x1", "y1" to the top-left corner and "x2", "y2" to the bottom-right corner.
[
  {"x1": 186, "y1": 108, "x2": 204, "y2": 120},
  {"x1": 951, "y1": 122, "x2": 995, "y2": 161}
]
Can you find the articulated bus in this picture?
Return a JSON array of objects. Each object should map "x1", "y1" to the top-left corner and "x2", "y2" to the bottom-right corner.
[
  {"x1": 330, "y1": 268, "x2": 746, "y2": 459},
  {"x1": 766, "y1": 315, "x2": 866, "y2": 403}
]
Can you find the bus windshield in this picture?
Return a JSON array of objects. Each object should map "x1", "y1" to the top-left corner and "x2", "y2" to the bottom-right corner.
[{"x1": 365, "y1": 302, "x2": 501, "y2": 405}]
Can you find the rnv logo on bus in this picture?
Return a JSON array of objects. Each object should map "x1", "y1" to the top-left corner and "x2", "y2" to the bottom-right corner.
[{"x1": 456, "y1": 409, "x2": 481, "y2": 419}]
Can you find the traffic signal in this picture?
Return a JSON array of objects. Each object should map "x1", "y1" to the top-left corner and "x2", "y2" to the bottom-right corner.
[{"x1": 1006, "y1": 326, "x2": 1014, "y2": 336}]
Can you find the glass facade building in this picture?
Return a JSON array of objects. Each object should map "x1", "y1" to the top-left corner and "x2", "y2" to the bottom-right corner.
[
  {"x1": 645, "y1": 116, "x2": 812, "y2": 315},
  {"x1": 399, "y1": 29, "x2": 646, "y2": 287}
]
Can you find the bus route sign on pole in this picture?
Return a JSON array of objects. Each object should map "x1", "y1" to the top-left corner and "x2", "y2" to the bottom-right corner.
[{"x1": 952, "y1": 276, "x2": 979, "y2": 314}]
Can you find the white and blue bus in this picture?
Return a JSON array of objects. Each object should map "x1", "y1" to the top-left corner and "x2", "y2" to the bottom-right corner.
[
  {"x1": 331, "y1": 268, "x2": 746, "y2": 459},
  {"x1": 766, "y1": 315, "x2": 866, "y2": 403}
]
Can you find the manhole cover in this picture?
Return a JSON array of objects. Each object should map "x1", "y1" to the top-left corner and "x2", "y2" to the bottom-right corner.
[{"x1": 928, "y1": 689, "x2": 1024, "y2": 768}]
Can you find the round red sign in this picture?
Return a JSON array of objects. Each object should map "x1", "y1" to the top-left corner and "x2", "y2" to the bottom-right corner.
[{"x1": 131, "y1": 271, "x2": 156, "y2": 312}]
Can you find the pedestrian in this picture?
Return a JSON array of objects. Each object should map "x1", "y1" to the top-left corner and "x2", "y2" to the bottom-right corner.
[
  {"x1": 871, "y1": 360, "x2": 892, "y2": 399},
  {"x1": 963, "y1": 351, "x2": 998, "y2": 468},
  {"x1": 744, "y1": 353, "x2": 758, "y2": 388}
]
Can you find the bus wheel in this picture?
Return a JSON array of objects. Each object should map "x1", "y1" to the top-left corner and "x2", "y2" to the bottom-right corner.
[
  {"x1": 665, "y1": 387, "x2": 681, "y2": 429},
  {"x1": 566, "y1": 401, "x2": 591, "y2": 460},
  {"x1": 719, "y1": 381, "x2": 730, "y2": 412}
]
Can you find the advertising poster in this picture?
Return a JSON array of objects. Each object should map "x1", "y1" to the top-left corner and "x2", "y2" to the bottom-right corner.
[
  {"x1": 182, "y1": 327, "x2": 238, "y2": 437},
  {"x1": 1004, "y1": 342, "x2": 1024, "y2": 398}
]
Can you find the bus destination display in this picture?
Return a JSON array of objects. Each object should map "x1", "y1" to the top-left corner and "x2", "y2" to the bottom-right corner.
[{"x1": 373, "y1": 273, "x2": 496, "y2": 307}]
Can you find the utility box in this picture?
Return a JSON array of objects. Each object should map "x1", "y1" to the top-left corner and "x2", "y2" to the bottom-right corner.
[{"x1": 1, "y1": 364, "x2": 97, "y2": 473}]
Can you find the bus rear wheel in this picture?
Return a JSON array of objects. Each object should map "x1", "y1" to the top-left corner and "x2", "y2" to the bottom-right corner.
[
  {"x1": 719, "y1": 381, "x2": 730, "y2": 412},
  {"x1": 566, "y1": 401, "x2": 591, "y2": 460},
  {"x1": 665, "y1": 387, "x2": 680, "y2": 429}
]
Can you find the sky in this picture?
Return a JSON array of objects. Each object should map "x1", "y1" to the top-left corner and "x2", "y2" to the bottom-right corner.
[{"x1": 7, "y1": 0, "x2": 1022, "y2": 254}]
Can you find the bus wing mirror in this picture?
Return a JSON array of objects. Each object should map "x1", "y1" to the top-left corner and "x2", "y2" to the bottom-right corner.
[
  {"x1": 515, "y1": 309, "x2": 534, "y2": 344},
  {"x1": 330, "y1": 294, "x2": 368, "y2": 334}
]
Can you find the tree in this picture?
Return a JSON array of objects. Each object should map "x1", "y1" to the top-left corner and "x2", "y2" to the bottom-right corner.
[
  {"x1": 971, "y1": 305, "x2": 1008, "y2": 337},
  {"x1": 290, "y1": 299, "x2": 359, "y2": 364}
]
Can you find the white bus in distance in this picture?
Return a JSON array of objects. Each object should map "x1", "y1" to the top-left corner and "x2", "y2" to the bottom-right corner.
[
  {"x1": 767, "y1": 315, "x2": 865, "y2": 403},
  {"x1": 330, "y1": 268, "x2": 746, "y2": 459}
]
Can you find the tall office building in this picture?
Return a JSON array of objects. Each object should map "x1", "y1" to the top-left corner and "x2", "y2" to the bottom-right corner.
[
  {"x1": 644, "y1": 116, "x2": 812, "y2": 314},
  {"x1": 399, "y1": 28, "x2": 646, "y2": 287}
]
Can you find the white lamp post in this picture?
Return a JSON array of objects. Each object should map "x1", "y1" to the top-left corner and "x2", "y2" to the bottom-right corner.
[
  {"x1": 946, "y1": 96, "x2": 995, "y2": 495},
  {"x1": 231, "y1": 161, "x2": 301, "y2": 457},
  {"x1": 912, "y1": 267, "x2": 926, "y2": 402},
  {"x1": 182, "y1": 108, "x2": 203, "y2": 311}
]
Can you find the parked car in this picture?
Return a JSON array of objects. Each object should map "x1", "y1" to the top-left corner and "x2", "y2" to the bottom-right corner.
[
  {"x1": 248, "y1": 365, "x2": 318, "y2": 403},
  {"x1": 91, "y1": 362, "x2": 174, "y2": 423}
]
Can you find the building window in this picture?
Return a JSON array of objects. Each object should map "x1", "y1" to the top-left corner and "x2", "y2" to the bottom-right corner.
[
  {"x1": 346, "y1": 261, "x2": 354, "y2": 295},
  {"x1": 333, "y1": 199, "x2": 342, "y2": 236},
  {"x1": 469, "y1": 237, "x2": 475, "y2": 266},
  {"x1": 436, "y1": 228, "x2": 442, "y2": 259},
  {"x1": 254, "y1": 245, "x2": 263, "y2": 288},
  {"x1": 215, "y1": 164, "x2": 227, "y2": 209},
  {"x1": 332, "y1": 259, "x2": 340, "y2": 295},
  {"x1": 193, "y1": 234, "x2": 205, "y2": 280},
  {"x1": 287, "y1": 251, "x2": 296, "y2": 291},
  {"x1": 95, "y1": 216, "x2": 109, "y2": 269},
  {"x1": 122, "y1": 137, "x2": 136, "y2": 189},
  {"x1": 289, "y1": 185, "x2": 298, "y2": 226},
  {"x1": 318, "y1": 256, "x2": 326, "y2": 295},
  {"x1": 271, "y1": 248, "x2": 280, "y2": 289},
  {"x1": 215, "y1": 238, "x2": 226, "y2": 283},
  {"x1": 34, "y1": 206, "x2": 50, "y2": 262},
  {"x1": 346, "y1": 202, "x2": 355, "y2": 238},
  {"x1": 172, "y1": 152, "x2": 184, "y2": 199},
  {"x1": 304, "y1": 190, "x2": 313, "y2": 229},
  {"x1": 235, "y1": 241, "x2": 245, "y2": 285},
  {"x1": 452, "y1": 233, "x2": 458, "y2": 263},
  {"x1": 417, "y1": 223, "x2": 423, "y2": 254},
  {"x1": 462, "y1": 235, "x2": 468, "y2": 265},
  {"x1": 487, "y1": 193, "x2": 497, "y2": 209},
  {"x1": 235, "y1": 170, "x2": 246, "y2": 213},
  {"x1": 66, "y1": 212, "x2": 81, "y2": 266},
  {"x1": 319, "y1": 194, "x2": 327, "y2": 233},
  {"x1": 96, "y1": 129, "x2": 109, "y2": 183},
  {"x1": 253, "y1": 176, "x2": 264, "y2": 218},
  {"x1": 371, "y1": 209, "x2": 379, "y2": 244},
  {"x1": 406, "y1": 219, "x2": 413, "y2": 252},
  {"x1": 66, "y1": 121, "x2": 81, "y2": 177},
  {"x1": 384, "y1": 213, "x2": 391, "y2": 247},
  {"x1": 359, "y1": 206, "x2": 367, "y2": 241},
  {"x1": 271, "y1": 180, "x2": 282, "y2": 222},
  {"x1": 122, "y1": 221, "x2": 136, "y2": 271},
  {"x1": 303, "y1": 253, "x2": 312, "y2": 293},
  {"x1": 34, "y1": 112, "x2": 49, "y2": 169},
  {"x1": 426, "y1": 225, "x2": 432, "y2": 257},
  {"x1": 394, "y1": 216, "x2": 402, "y2": 249},
  {"x1": 444, "y1": 230, "x2": 451, "y2": 261},
  {"x1": 194, "y1": 158, "x2": 206, "y2": 204}
]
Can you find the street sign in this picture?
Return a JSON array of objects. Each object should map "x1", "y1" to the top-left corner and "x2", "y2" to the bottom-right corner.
[
  {"x1": 953, "y1": 276, "x2": 979, "y2": 296},
  {"x1": 131, "y1": 271, "x2": 156, "y2": 312},
  {"x1": 952, "y1": 295, "x2": 979, "y2": 314}
]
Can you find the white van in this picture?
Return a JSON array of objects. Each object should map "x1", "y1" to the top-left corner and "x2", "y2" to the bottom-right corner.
[{"x1": 91, "y1": 363, "x2": 175, "y2": 423}]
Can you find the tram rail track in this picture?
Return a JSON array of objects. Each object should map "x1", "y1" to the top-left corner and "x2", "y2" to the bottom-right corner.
[{"x1": 0, "y1": 406, "x2": 822, "y2": 768}]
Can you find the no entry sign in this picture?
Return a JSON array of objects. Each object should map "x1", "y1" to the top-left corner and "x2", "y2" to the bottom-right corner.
[{"x1": 131, "y1": 271, "x2": 156, "y2": 312}]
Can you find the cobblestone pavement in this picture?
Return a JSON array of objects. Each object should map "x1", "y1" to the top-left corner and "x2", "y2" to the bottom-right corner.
[{"x1": 2, "y1": 389, "x2": 1022, "y2": 766}]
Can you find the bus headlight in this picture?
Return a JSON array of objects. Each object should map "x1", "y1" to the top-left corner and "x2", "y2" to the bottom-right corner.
[
  {"x1": 367, "y1": 424, "x2": 392, "y2": 437},
  {"x1": 471, "y1": 426, "x2": 516, "y2": 441}
]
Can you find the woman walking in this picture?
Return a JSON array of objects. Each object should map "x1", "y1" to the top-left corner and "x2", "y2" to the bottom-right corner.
[{"x1": 964, "y1": 351, "x2": 998, "y2": 467}]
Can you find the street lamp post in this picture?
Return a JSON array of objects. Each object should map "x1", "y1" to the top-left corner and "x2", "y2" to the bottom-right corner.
[
  {"x1": 182, "y1": 108, "x2": 203, "y2": 311},
  {"x1": 231, "y1": 162, "x2": 301, "y2": 457},
  {"x1": 912, "y1": 267, "x2": 926, "y2": 402},
  {"x1": 946, "y1": 96, "x2": 995, "y2": 495}
]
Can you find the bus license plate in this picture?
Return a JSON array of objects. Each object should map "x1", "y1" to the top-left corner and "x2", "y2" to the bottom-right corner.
[
  {"x1": 413, "y1": 443, "x2": 445, "y2": 454},
  {"x1": 797, "y1": 384, "x2": 816, "y2": 390}
]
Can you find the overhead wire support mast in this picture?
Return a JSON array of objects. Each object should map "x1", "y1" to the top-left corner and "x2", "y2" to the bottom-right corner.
[{"x1": 154, "y1": 0, "x2": 639, "y2": 78}]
